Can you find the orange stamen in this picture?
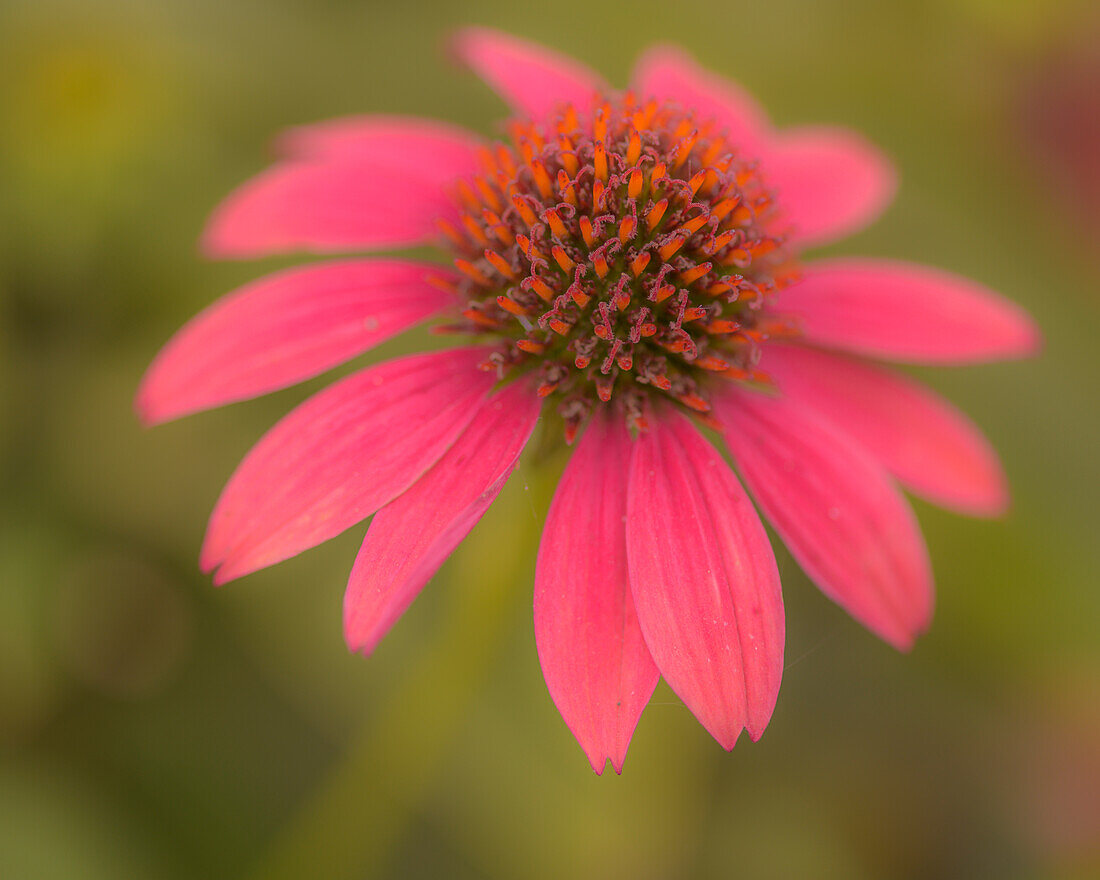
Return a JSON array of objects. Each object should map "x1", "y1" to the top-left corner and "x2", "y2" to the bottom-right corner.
[
  {"x1": 545, "y1": 208, "x2": 568, "y2": 239},
  {"x1": 658, "y1": 234, "x2": 688, "y2": 261},
  {"x1": 552, "y1": 245, "x2": 575, "y2": 273},
  {"x1": 579, "y1": 216, "x2": 596, "y2": 248},
  {"x1": 496, "y1": 294, "x2": 529, "y2": 316},
  {"x1": 511, "y1": 194, "x2": 539, "y2": 227},
  {"x1": 485, "y1": 249, "x2": 517, "y2": 280},
  {"x1": 594, "y1": 142, "x2": 608, "y2": 182},
  {"x1": 646, "y1": 199, "x2": 668, "y2": 231},
  {"x1": 455, "y1": 258, "x2": 489, "y2": 286}
]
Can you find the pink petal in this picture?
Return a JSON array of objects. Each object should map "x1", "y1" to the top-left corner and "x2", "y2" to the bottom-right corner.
[
  {"x1": 631, "y1": 46, "x2": 769, "y2": 156},
  {"x1": 775, "y1": 259, "x2": 1041, "y2": 363},
  {"x1": 136, "y1": 260, "x2": 457, "y2": 424},
  {"x1": 275, "y1": 116, "x2": 483, "y2": 173},
  {"x1": 202, "y1": 348, "x2": 495, "y2": 583},
  {"x1": 451, "y1": 27, "x2": 605, "y2": 122},
  {"x1": 344, "y1": 381, "x2": 539, "y2": 655},
  {"x1": 626, "y1": 411, "x2": 784, "y2": 749},
  {"x1": 765, "y1": 343, "x2": 1008, "y2": 516},
  {"x1": 767, "y1": 127, "x2": 897, "y2": 246},
  {"x1": 202, "y1": 159, "x2": 467, "y2": 259},
  {"x1": 715, "y1": 388, "x2": 933, "y2": 650},
  {"x1": 534, "y1": 409, "x2": 660, "y2": 774}
]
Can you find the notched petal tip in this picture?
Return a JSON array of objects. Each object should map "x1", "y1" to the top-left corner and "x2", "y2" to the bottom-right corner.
[
  {"x1": 535, "y1": 410, "x2": 659, "y2": 774},
  {"x1": 626, "y1": 413, "x2": 784, "y2": 753}
]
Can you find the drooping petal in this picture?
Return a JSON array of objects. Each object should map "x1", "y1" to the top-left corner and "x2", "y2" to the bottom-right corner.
[
  {"x1": 202, "y1": 348, "x2": 495, "y2": 583},
  {"x1": 626, "y1": 411, "x2": 784, "y2": 749},
  {"x1": 202, "y1": 159, "x2": 467, "y2": 258},
  {"x1": 767, "y1": 127, "x2": 897, "y2": 246},
  {"x1": 275, "y1": 116, "x2": 483, "y2": 173},
  {"x1": 451, "y1": 26, "x2": 605, "y2": 122},
  {"x1": 715, "y1": 388, "x2": 933, "y2": 650},
  {"x1": 765, "y1": 343, "x2": 1008, "y2": 516},
  {"x1": 775, "y1": 259, "x2": 1041, "y2": 363},
  {"x1": 631, "y1": 46, "x2": 769, "y2": 155},
  {"x1": 136, "y1": 260, "x2": 457, "y2": 424},
  {"x1": 344, "y1": 381, "x2": 539, "y2": 655},
  {"x1": 534, "y1": 409, "x2": 660, "y2": 774}
]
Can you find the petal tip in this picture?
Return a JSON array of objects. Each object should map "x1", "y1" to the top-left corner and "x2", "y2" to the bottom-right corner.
[
  {"x1": 713, "y1": 726, "x2": 743, "y2": 752},
  {"x1": 209, "y1": 565, "x2": 235, "y2": 587},
  {"x1": 447, "y1": 25, "x2": 491, "y2": 61},
  {"x1": 198, "y1": 538, "x2": 221, "y2": 575},
  {"x1": 875, "y1": 610, "x2": 931, "y2": 652},
  {"x1": 633, "y1": 43, "x2": 694, "y2": 73},
  {"x1": 586, "y1": 754, "x2": 609, "y2": 776},
  {"x1": 1013, "y1": 317, "x2": 1044, "y2": 359},
  {"x1": 132, "y1": 386, "x2": 161, "y2": 427},
  {"x1": 199, "y1": 210, "x2": 255, "y2": 260},
  {"x1": 342, "y1": 601, "x2": 382, "y2": 657}
]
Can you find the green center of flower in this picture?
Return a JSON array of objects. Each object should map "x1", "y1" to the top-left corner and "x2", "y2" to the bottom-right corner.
[{"x1": 438, "y1": 94, "x2": 799, "y2": 438}]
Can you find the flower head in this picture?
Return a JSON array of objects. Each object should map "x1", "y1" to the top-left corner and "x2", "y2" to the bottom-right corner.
[
  {"x1": 138, "y1": 28, "x2": 1039, "y2": 773},
  {"x1": 437, "y1": 94, "x2": 793, "y2": 436}
]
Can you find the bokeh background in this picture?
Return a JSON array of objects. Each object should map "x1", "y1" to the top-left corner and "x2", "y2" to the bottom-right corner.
[{"x1": 2, "y1": 0, "x2": 1099, "y2": 877}]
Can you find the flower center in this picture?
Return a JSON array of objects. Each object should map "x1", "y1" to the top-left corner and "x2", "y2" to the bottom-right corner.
[{"x1": 437, "y1": 94, "x2": 800, "y2": 438}]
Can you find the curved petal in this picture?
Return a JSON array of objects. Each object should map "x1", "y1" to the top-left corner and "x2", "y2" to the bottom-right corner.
[
  {"x1": 775, "y1": 259, "x2": 1041, "y2": 363},
  {"x1": 344, "y1": 381, "x2": 539, "y2": 655},
  {"x1": 715, "y1": 388, "x2": 933, "y2": 650},
  {"x1": 534, "y1": 409, "x2": 660, "y2": 774},
  {"x1": 626, "y1": 411, "x2": 784, "y2": 749},
  {"x1": 202, "y1": 347, "x2": 495, "y2": 583},
  {"x1": 275, "y1": 116, "x2": 483, "y2": 172},
  {"x1": 136, "y1": 260, "x2": 457, "y2": 424},
  {"x1": 765, "y1": 343, "x2": 1008, "y2": 516},
  {"x1": 767, "y1": 127, "x2": 897, "y2": 246},
  {"x1": 451, "y1": 26, "x2": 605, "y2": 122},
  {"x1": 202, "y1": 159, "x2": 465, "y2": 259},
  {"x1": 631, "y1": 46, "x2": 769, "y2": 156}
]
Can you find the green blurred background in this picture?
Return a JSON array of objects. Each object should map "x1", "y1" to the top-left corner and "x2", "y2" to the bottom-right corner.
[{"x1": 2, "y1": 0, "x2": 1098, "y2": 877}]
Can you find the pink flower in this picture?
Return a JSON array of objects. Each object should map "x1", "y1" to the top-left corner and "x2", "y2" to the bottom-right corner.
[{"x1": 137, "y1": 28, "x2": 1039, "y2": 773}]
